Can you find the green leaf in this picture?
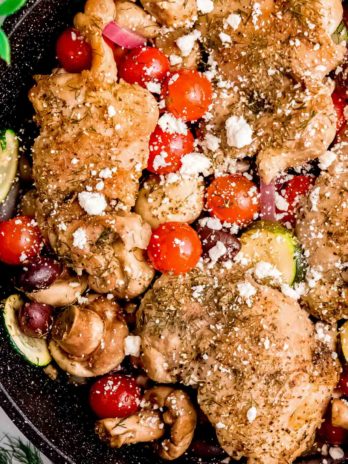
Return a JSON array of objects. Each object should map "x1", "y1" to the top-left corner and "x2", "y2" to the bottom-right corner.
[
  {"x1": 0, "y1": 28, "x2": 10, "y2": 64},
  {"x1": 0, "y1": 0, "x2": 27, "y2": 16},
  {"x1": 0, "y1": 436, "x2": 43, "y2": 464}
]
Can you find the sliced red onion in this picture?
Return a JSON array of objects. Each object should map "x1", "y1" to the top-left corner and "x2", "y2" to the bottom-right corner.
[
  {"x1": 260, "y1": 180, "x2": 276, "y2": 221},
  {"x1": 103, "y1": 21, "x2": 146, "y2": 49}
]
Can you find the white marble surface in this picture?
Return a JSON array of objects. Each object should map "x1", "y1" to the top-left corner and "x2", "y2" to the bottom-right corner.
[{"x1": 0, "y1": 407, "x2": 51, "y2": 463}]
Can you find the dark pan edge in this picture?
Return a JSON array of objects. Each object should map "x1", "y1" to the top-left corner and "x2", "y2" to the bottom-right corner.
[{"x1": 0, "y1": 384, "x2": 72, "y2": 464}]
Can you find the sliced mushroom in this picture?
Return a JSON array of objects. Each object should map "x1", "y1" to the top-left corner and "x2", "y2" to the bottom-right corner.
[
  {"x1": 115, "y1": 0, "x2": 160, "y2": 38},
  {"x1": 27, "y1": 270, "x2": 88, "y2": 307},
  {"x1": 135, "y1": 174, "x2": 204, "y2": 229},
  {"x1": 49, "y1": 295, "x2": 128, "y2": 377},
  {"x1": 144, "y1": 386, "x2": 197, "y2": 460},
  {"x1": 96, "y1": 411, "x2": 165, "y2": 447},
  {"x1": 332, "y1": 398, "x2": 348, "y2": 429}
]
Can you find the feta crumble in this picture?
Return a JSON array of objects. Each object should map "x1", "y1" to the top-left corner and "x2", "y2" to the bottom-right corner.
[
  {"x1": 124, "y1": 335, "x2": 141, "y2": 357},
  {"x1": 319, "y1": 151, "x2": 336, "y2": 170},
  {"x1": 179, "y1": 153, "x2": 211, "y2": 176},
  {"x1": 72, "y1": 228, "x2": 88, "y2": 250},
  {"x1": 226, "y1": 13, "x2": 241, "y2": 30},
  {"x1": 247, "y1": 406, "x2": 257, "y2": 423},
  {"x1": 176, "y1": 30, "x2": 201, "y2": 57},
  {"x1": 78, "y1": 191, "x2": 107, "y2": 215},
  {"x1": 225, "y1": 116, "x2": 253, "y2": 148},
  {"x1": 219, "y1": 32, "x2": 232, "y2": 44},
  {"x1": 196, "y1": 0, "x2": 214, "y2": 14},
  {"x1": 146, "y1": 82, "x2": 161, "y2": 94},
  {"x1": 208, "y1": 241, "x2": 227, "y2": 263},
  {"x1": 158, "y1": 113, "x2": 187, "y2": 135}
]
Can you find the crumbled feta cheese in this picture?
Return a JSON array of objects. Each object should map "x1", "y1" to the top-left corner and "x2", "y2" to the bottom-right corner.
[
  {"x1": 275, "y1": 192, "x2": 289, "y2": 212},
  {"x1": 216, "y1": 422, "x2": 226, "y2": 429},
  {"x1": 309, "y1": 187, "x2": 320, "y2": 212},
  {"x1": 225, "y1": 116, "x2": 253, "y2": 148},
  {"x1": 319, "y1": 151, "x2": 336, "y2": 170},
  {"x1": 226, "y1": 13, "x2": 241, "y2": 30},
  {"x1": 99, "y1": 167, "x2": 112, "y2": 179},
  {"x1": 254, "y1": 261, "x2": 282, "y2": 281},
  {"x1": 219, "y1": 32, "x2": 232, "y2": 44},
  {"x1": 153, "y1": 152, "x2": 169, "y2": 171},
  {"x1": 169, "y1": 54, "x2": 183, "y2": 66},
  {"x1": 72, "y1": 228, "x2": 88, "y2": 250},
  {"x1": 179, "y1": 153, "x2": 211, "y2": 176},
  {"x1": 146, "y1": 82, "x2": 161, "y2": 94},
  {"x1": 247, "y1": 406, "x2": 257, "y2": 423},
  {"x1": 208, "y1": 241, "x2": 227, "y2": 263},
  {"x1": 198, "y1": 217, "x2": 223, "y2": 230},
  {"x1": 252, "y1": 2, "x2": 262, "y2": 28},
  {"x1": 78, "y1": 191, "x2": 107, "y2": 215},
  {"x1": 237, "y1": 282, "x2": 256, "y2": 304},
  {"x1": 124, "y1": 335, "x2": 141, "y2": 357},
  {"x1": 158, "y1": 113, "x2": 187, "y2": 135},
  {"x1": 196, "y1": 0, "x2": 214, "y2": 14},
  {"x1": 176, "y1": 30, "x2": 201, "y2": 57},
  {"x1": 192, "y1": 285, "x2": 205, "y2": 299},
  {"x1": 107, "y1": 105, "x2": 116, "y2": 117},
  {"x1": 329, "y1": 446, "x2": 344, "y2": 460},
  {"x1": 205, "y1": 133, "x2": 221, "y2": 151}
]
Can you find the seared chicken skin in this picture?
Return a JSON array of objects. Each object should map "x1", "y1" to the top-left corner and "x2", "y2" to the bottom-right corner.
[
  {"x1": 296, "y1": 138, "x2": 348, "y2": 322},
  {"x1": 29, "y1": 0, "x2": 158, "y2": 297},
  {"x1": 137, "y1": 267, "x2": 339, "y2": 463},
  {"x1": 195, "y1": 0, "x2": 345, "y2": 182}
]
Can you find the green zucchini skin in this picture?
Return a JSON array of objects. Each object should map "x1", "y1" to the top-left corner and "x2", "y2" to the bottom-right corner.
[{"x1": 2, "y1": 294, "x2": 52, "y2": 367}]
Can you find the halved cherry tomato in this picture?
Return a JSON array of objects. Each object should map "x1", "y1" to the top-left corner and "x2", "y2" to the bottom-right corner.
[
  {"x1": 161, "y1": 70, "x2": 213, "y2": 122},
  {"x1": 89, "y1": 374, "x2": 141, "y2": 419},
  {"x1": 206, "y1": 175, "x2": 259, "y2": 227},
  {"x1": 317, "y1": 417, "x2": 347, "y2": 446},
  {"x1": 56, "y1": 28, "x2": 92, "y2": 73},
  {"x1": 147, "y1": 126, "x2": 195, "y2": 174},
  {"x1": 103, "y1": 38, "x2": 128, "y2": 67},
  {"x1": 147, "y1": 222, "x2": 202, "y2": 274},
  {"x1": 0, "y1": 216, "x2": 42, "y2": 265},
  {"x1": 332, "y1": 88, "x2": 347, "y2": 132},
  {"x1": 118, "y1": 46, "x2": 170, "y2": 88},
  {"x1": 276, "y1": 175, "x2": 315, "y2": 225}
]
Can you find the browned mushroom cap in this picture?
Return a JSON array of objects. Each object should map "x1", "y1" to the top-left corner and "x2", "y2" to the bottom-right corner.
[
  {"x1": 27, "y1": 271, "x2": 88, "y2": 307},
  {"x1": 52, "y1": 305, "x2": 104, "y2": 357},
  {"x1": 49, "y1": 296, "x2": 128, "y2": 377},
  {"x1": 332, "y1": 398, "x2": 348, "y2": 429},
  {"x1": 144, "y1": 386, "x2": 197, "y2": 460},
  {"x1": 96, "y1": 411, "x2": 165, "y2": 447}
]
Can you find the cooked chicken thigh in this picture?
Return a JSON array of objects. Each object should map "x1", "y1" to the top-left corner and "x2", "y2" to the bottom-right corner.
[
  {"x1": 296, "y1": 141, "x2": 348, "y2": 322},
  {"x1": 196, "y1": 0, "x2": 345, "y2": 182},
  {"x1": 137, "y1": 267, "x2": 339, "y2": 463},
  {"x1": 29, "y1": 0, "x2": 158, "y2": 298}
]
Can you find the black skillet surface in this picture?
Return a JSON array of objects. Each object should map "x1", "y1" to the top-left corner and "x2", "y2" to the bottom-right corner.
[{"x1": 0, "y1": 1, "x2": 344, "y2": 463}]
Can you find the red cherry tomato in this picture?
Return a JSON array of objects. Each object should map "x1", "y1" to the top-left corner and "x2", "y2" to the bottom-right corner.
[
  {"x1": 338, "y1": 369, "x2": 348, "y2": 396},
  {"x1": 89, "y1": 374, "x2": 141, "y2": 419},
  {"x1": 147, "y1": 222, "x2": 202, "y2": 274},
  {"x1": 332, "y1": 88, "x2": 347, "y2": 132},
  {"x1": 56, "y1": 28, "x2": 92, "y2": 73},
  {"x1": 206, "y1": 175, "x2": 260, "y2": 227},
  {"x1": 277, "y1": 175, "x2": 315, "y2": 225},
  {"x1": 317, "y1": 417, "x2": 347, "y2": 446},
  {"x1": 147, "y1": 126, "x2": 195, "y2": 174},
  {"x1": 118, "y1": 46, "x2": 170, "y2": 88},
  {"x1": 103, "y1": 38, "x2": 128, "y2": 67},
  {"x1": 162, "y1": 70, "x2": 213, "y2": 122},
  {"x1": 0, "y1": 216, "x2": 42, "y2": 265}
]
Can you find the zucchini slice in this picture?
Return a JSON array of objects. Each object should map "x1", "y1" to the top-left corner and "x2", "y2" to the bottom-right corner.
[
  {"x1": 239, "y1": 221, "x2": 305, "y2": 286},
  {"x1": 0, "y1": 130, "x2": 18, "y2": 203},
  {"x1": 2, "y1": 294, "x2": 51, "y2": 367},
  {"x1": 340, "y1": 321, "x2": 348, "y2": 363}
]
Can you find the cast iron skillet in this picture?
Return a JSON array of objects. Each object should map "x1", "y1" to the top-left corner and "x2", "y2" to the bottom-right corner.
[{"x1": 0, "y1": 2, "x2": 341, "y2": 464}]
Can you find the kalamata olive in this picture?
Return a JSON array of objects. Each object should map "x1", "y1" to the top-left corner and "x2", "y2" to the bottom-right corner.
[
  {"x1": 196, "y1": 222, "x2": 241, "y2": 262},
  {"x1": 17, "y1": 257, "x2": 62, "y2": 292},
  {"x1": 191, "y1": 440, "x2": 226, "y2": 458},
  {"x1": 18, "y1": 302, "x2": 54, "y2": 338}
]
